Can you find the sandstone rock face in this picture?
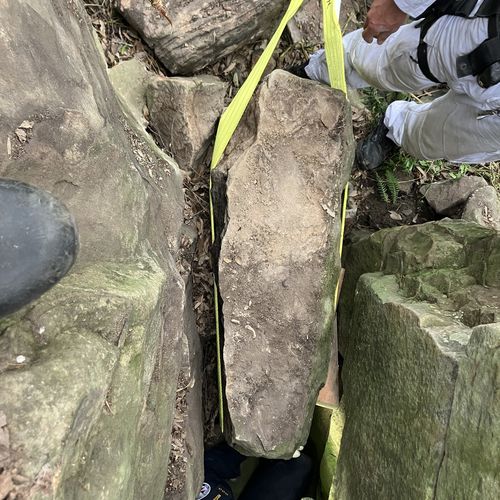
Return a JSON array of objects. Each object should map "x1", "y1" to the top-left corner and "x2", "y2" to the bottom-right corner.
[
  {"x1": 434, "y1": 323, "x2": 500, "y2": 499},
  {"x1": 108, "y1": 57, "x2": 157, "y2": 130},
  {"x1": 214, "y1": 70, "x2": 354, "y2": 458},
  {"x1": 165, "y1": 281, "x2": 204, "y2": 500},
  {"x1": 336, "y1": 221, "x2": 500, "y2": 499},
  {"x1": 146, "y1": 75, "x2": 227, "y2": 171},
  {"x1": 0, "y1": 2, "x2": 198, "y2": 499},
  {"x1": 118, "y1": 0, "x2": 287, "y2": 74}
]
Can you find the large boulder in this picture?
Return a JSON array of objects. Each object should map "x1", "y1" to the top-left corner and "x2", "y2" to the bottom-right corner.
[
  {"x1": 336, "y1": 221, "x2": 500, "y2": 499},
  {"x1": 338, "y1": 220, "x2": 500, "y2": 353},
  {"x1": 0, "y1": 2, "x2": 198, "y2": 499},
  {"x1": 213, "y1": 70, "x2": 354, "y2": 458},
  {"x1": 118, "y1": 0, "x2": 287, "y2": 74}
]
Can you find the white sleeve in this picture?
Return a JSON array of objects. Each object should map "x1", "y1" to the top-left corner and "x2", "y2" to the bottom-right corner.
[{"x1": 394, "y1": 0, "x2": 436, "y2": 18}]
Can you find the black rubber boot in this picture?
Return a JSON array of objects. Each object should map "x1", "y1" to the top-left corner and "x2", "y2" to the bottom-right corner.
[
  {"x1": 356, "y1": 115, "x2": 397, "y2": 170},
  {"x1": 239, "y1": 453, "x2": 313, "y2": 500},
  {"x1": 288, "y1": 62, "x2": 310, "y2": 79},
  {"x1": 0, "y1": 179, "x2": 78, "y2": 317},
  {"x1": 197, "y1": 443, "x2": 245, "y2": 499}
]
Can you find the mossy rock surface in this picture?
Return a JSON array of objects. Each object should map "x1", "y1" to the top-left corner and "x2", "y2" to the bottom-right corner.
[
  {"x1": 336, "y1": 220, "x2": 500, "y2": 500},
  {"x1": 0, "y1": 1, "x2": 191, "y2": 498}
]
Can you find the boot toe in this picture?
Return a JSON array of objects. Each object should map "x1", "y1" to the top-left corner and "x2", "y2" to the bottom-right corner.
[{"x1": 0, "y1": 179, "x2": 78, "y2": 316}]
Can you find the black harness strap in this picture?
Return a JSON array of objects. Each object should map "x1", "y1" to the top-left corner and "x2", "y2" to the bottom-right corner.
[
  {"x1": 418, "y1": 0, "x2": 477, "y2": 20},
  {"x1": 416, "y1": 17, "x2": 445, "y2": 84},
  {"x1": 419, "y1": 0, "x2": 497, "y2": 20},
  {"x1": 476, "y1": 0, "x2": 500, "y2": 17},
  {"x1": 456, "y1": 11, "x2": 500, "y2": 79},
  {"x1": 416, "y1": 0, "x2": 500, "y2": 87}
]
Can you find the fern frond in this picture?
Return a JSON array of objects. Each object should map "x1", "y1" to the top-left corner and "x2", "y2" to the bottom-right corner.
[
  {"x1": 375, "y1": 172, "x2": 389, "y2": 203},
  {"x1": 385, "y1": 169, "x2": 399, "y2": 204}
]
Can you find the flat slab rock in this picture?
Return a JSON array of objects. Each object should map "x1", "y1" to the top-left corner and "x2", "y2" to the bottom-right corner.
[
  {"x1": 214, "y1": 70, "x2": 354, "y2": 458},
  {"x1": 118, "y1": 0, "x2": 287, "y2": 74}
]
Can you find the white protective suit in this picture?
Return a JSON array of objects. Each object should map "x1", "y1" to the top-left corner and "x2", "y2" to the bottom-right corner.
[{"x1": 305, "y1": 0, "x2": 500, "y2": 163}]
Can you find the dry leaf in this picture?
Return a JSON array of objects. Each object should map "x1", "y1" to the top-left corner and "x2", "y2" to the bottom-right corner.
[
  {"x1": 6, "y1": 137, "x2": 11, "y2": 156},
  {"x1": 416, "y1": 165, "x2": 427, "y2": 181},
  {"x1": 389, "y1": 210, "x2": 403, "y2": 221},
  {"x1": 18, "y1": 120, "x2": 34, "y2": 129},
  {"x1": 15, "y1": 129, "x2": 26, "y2": 143}
]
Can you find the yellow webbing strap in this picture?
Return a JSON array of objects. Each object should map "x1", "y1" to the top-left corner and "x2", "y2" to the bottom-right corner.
[
  {"x1": 322, "y1": 0, "x2": 347, "y2": 94},
  {"x1": 211, "y1": 0, "x2": 307, "y2": 170},
  {"x1": 320, "y1": 5, "x2": 348, "y2": 497},
  {"x1": 334, "y1": 183, "x2": 349, "y2": 308},
  {"x1": 209, "y1": 0, "x2": 346, "y2": 434}
]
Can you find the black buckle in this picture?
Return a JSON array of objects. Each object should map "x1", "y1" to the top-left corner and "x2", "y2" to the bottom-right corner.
[{"x1": 478, "y1": 61, "x2": 500, "y2": 88}]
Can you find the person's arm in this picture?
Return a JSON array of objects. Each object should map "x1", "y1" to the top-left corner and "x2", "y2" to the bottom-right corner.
[
  {"x1": 394, "y1": 1, "x2": 436, "y2": 18},
  {"x1": 362, "y1": 0, "x2": 436, "y2": 44},
  {"x1": 362, "y1": 0, "x2": 408, "y2": 44}
]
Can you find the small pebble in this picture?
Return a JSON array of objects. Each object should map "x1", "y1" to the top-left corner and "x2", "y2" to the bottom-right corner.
[{"x1": 16, "y1": 355, "x2": 26, "y2": 364}]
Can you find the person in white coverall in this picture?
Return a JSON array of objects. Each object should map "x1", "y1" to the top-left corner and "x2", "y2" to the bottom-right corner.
[{"x1": 305, "y1": 0, "x2": 500, "y2": 168}]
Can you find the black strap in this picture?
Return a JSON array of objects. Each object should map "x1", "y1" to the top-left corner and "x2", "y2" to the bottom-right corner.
[
  {"x1": 416, "y1": 17, "x2": 445, "y2": 84},
  {"x1": 416, "y1": 1, "x2": 500, "y2": 84},
  {"x1": 477, "y1": 0, "x2": 500, "y2": 17},
  {"x1": 456, "y1": 13, "x2": 500, "y2": 77},
  {"x1": 417, "y1": 41, "x2": 444, "y2": 83},
  {"x1": 418, "y1": 0, "x2": 477, "y2": 19},
  {"x1": 418, "y1": 0, "x2": 500, "y2": 20},
  {"x1": 467, "y1": 36, "x2": 500, "y2": 75},
  {"x1": 488, "y1": 12, "x2": 500, "y2": 37}
]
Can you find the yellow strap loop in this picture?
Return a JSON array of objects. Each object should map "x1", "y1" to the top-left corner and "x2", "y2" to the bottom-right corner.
[{"x1": 211, "y1": 0, "x2": 307, "y2": 171}]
